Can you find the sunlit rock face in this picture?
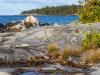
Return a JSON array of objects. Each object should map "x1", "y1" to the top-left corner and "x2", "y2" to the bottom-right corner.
[{"x1": 24, "y1": 15, "x2": 39, "y2": 25}]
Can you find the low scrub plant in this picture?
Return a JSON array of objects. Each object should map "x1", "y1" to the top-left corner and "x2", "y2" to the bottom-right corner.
[{"x1": 82, "y1": 32, "x2": 100, "y2": 50}]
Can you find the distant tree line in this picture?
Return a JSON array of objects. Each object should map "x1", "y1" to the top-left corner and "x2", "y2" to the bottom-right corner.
[{"x1": 21, "y1": 5, "x2": 79, "y2": 16}]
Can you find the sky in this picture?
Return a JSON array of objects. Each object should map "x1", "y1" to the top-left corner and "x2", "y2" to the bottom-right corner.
[{"x1": 0, "y1": 0, "x2": 79, "y2": 15}]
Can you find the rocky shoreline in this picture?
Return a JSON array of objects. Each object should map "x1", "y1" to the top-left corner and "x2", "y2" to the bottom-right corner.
[
  {"x1": 0, "y1": 23, "x2": 99, "y2": 75},
  {"x1": 0, "y1": 23, "x2": 99, "y2": 61}
]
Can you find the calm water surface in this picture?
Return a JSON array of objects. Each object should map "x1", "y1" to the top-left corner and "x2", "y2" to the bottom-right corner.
[{"x1": 0, "y1": 15, "x2": 79, "y2": 25}]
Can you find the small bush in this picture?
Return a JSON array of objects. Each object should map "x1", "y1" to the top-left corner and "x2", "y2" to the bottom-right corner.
[{"x1": 82, "y1": 32, "x2": 100, "y2": 50}]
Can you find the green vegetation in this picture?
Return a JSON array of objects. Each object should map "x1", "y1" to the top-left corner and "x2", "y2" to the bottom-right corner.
[
  {"x1": 78, "y1": 0, "x2": 100, "y2": 50},
  {"x1": 21, "y1": 5, "x2": 78, "y2": 16},
  {"x1": 82, "y1": 32, "x2": 100, "y2": 50},
  {"x1": 78, "y1": 0, "x2": 100, "y2": 65},
  {"x1": 78, "y1": 0, "x2": 100, "y2": 23}
]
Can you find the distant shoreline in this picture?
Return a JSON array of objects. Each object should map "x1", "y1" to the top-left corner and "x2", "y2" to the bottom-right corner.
[
  {"x1": 0, "y1": 14, "x2": 77, "y2": 16},
  {"x1": 21, "y1": 5, "x2": 78, "y2": 16},
  {"x1": 20, "y1": 14, "x2": 77, "y2": 16}
]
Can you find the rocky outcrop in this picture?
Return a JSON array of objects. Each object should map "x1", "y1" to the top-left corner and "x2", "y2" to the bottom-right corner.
[{"x1": 0, "y1": 23, "x2": 99, "y2": 61}]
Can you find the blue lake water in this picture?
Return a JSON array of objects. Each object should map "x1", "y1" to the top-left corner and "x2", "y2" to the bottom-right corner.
[{"x1": 0, "y1": 15, "x2": 79, "y2": 25}]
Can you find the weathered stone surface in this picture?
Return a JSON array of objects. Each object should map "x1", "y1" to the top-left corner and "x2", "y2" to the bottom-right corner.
[{"x1": 0, "y1": 23, "x2": 99, "y2": 61}]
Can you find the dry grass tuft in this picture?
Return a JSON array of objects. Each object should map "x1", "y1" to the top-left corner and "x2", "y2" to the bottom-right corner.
[
  {"x1": 48, "y1": 43, "x2": 58, "y2": 54},
  {"x1": 81, "y1": 49, "x2": 100, "y2": 66},
  {"x1": 70, "y1": 48, "x2": 83, "y2": 57},
  {"x1": 60, "y1": 48, "x2": 71, "y2": 60},
  {"x1": 47, "y1": 43, "x2": 59, "y2": 59}
]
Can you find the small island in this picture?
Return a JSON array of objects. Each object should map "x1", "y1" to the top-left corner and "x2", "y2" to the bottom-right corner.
[{"x1": 21, "y1": 5, "x2": 78, "y2": 16}]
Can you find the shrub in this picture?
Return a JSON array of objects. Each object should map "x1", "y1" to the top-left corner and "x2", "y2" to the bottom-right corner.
[{"x1": 82, "y1": 32, "x2": 100, "y2": 50}]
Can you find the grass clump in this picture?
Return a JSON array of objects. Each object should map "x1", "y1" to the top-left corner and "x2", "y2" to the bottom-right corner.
[
  {"x1": 70, "y1": 48, "x2": 83, "y2": 57},
  {"x1": 81, "y1": 49, "x2": 100, "y2": 66},
  {"x1": 47, "y1": 43, "x2": 59, "y2": 59},
  {"x1": 60, "y1": 48, "x2": 71, "y2": 61}
]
